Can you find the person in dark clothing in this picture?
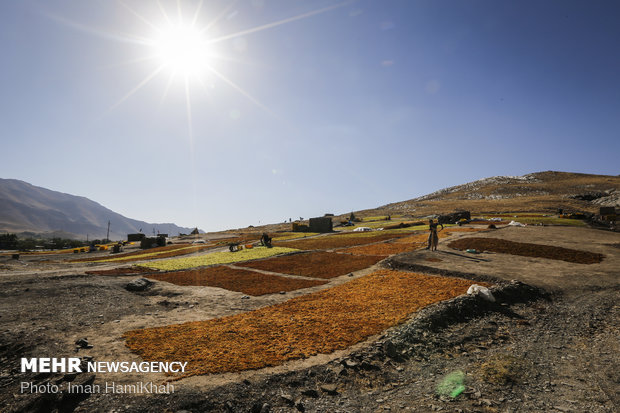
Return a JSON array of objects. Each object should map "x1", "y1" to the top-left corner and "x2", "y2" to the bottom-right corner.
[
  {"x1": 261, "y1": 233, "x2": 272, "y2": 248},
  {"x1": 426, "y1": 219, "x2": 444, "y2": 250}
]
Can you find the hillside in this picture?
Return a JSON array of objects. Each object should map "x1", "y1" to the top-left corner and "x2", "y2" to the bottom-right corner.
[
  {"x1": 363, "y1": 171, "x2": 620, "y2": 218},
  {"x1": 0, "y1": 179, "x2": 198, "y2": 240}
]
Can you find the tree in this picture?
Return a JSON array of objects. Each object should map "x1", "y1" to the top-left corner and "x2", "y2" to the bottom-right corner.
[{"x1": 0, "y1": 233, "x2": 18, "y2": 249}]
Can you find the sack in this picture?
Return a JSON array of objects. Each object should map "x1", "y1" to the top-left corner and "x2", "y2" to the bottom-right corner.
[{"x1": 467, "y1": 284, "x2": 496, "y2": 302}]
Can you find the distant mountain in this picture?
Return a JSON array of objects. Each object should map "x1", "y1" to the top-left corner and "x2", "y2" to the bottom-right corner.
[
  {"x1": 0, "y1": 179, "x2": 200, "y2": 240},
  {"x1": 364, "y1": 171, "x2": 620, "y2": 217}
]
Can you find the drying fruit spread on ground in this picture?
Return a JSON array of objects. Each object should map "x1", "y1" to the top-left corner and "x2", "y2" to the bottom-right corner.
[
  {"x1": 237, "y1": 251, "x2": 383, "y2": 279},
  {"x1": 447, "y1": 237, "x2": 604, "y2": 264},
  {"x1": 275, "y1": 233, "x2": 411, "y2": 250},
  {"x1": 341, "y1": 241, "x2": 418, "y2": 257},
  {"x1": 144, "y1": 266, "x2": 327, "y2": 296},
  {"x1": 124, "y1": 270, "x2": 482, "y2": 378},
  {"x1": 138, "y1": 247, "x2": 299, "y2": 271}
]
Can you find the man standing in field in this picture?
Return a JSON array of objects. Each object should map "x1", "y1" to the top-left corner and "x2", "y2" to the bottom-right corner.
[{"x1": 426, "y1": 219, "x2": 444, "y2": 250}]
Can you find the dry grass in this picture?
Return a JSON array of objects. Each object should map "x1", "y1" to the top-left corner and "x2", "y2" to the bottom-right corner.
[
  {"x1": 448, "y1": 237, "x2": 605, "y2": 264},
  {"x1": 480, "y1": 354, "x2": 526, "y2": 384},
  {"x1": 124, "y1": 270, "x2": 480, "y2": 377},
  {"x1": 145, "y1": 266, "x2": 327, "y2": 296},
  {"x1": 238, "y1": 251, "x2": 384, "y2": 279}
]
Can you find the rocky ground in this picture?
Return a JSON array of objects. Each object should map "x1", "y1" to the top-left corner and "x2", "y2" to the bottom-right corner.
[{"x1": 0, "y1": 225, "x2": 618, "y2": 412}]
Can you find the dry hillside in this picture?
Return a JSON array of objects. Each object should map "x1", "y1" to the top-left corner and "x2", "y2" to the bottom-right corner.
[{"x1": 361, "y1": 171, "x2": 619, "y2": 217}]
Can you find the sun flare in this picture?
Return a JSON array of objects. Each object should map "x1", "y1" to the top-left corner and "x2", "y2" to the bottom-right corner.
[{"x1": 151, "y1": 25, "x2": 211, "y2": 77}]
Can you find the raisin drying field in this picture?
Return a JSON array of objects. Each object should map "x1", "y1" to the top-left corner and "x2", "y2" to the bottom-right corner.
[
  {"x1": 1, "y1": 224, "x2": 618, "y2": 413},
  {"x1": 144, "y1": 265, "x2": 327, "y2": 296},
  {"x1": 124, "y1": 270, "x2": 481, "y2": 377},
  {"x1": 237, "y1": 250, "x2": 384, "y2": 278},
  {"x1": 447, "y1": 237, "x2": 604, "y2": 264}
]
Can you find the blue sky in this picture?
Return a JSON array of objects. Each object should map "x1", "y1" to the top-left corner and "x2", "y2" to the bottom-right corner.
[{"x1": 1, "y1": 0, "x2": 619, "y2": 231}]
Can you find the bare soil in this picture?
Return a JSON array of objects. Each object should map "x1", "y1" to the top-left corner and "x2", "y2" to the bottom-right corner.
[{"x1": 0, "y1": 225, "x2": 618, "y2": 413}]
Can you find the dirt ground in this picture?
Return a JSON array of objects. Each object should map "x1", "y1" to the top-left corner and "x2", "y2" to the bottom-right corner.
[{"x1": 0, "y1": 225, "x2": 618, "y2": 412}]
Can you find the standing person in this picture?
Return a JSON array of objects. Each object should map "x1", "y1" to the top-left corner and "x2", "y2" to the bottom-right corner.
[{"x1": 426, "y1": 219, "x2": 444, "y2": 250}]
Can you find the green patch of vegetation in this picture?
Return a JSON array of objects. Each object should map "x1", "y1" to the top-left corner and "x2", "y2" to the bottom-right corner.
[{"x1": 0, "y1": 233, "x2": 88, "y2": 251}]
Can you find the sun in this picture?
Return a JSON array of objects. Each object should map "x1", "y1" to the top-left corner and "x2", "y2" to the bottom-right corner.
[
  {"x1": 105, "y1": 0, "x2": 352, "y2": 110},
  {"x1": 151, "y1": 24, "x2": 212, "y2": 77}
]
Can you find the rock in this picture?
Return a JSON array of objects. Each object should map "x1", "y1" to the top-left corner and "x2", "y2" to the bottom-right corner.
[
  {"x1": 301, "y1": 388, "x2": 319, "y2": 398},
  {"x1": 279, "y1": 291, "x2": 286, "y2": 294},
  {"x1": 342, "y1": 359, "x2": 358, "y2": 369},
  {"x1": 259, "y1": 403, "x2": 271, "y2": 413},
  {"x1": 125, "y1": 278, "x2": 153, "y2": 292},
  {"x1": 320, "y1": 384, "x2": 338, "y2": 395},
  {"x1": 60, "y1": 373, "x2": 96, "y2": 407},
  {"x1": 241, "y1": 295, "x2": 251, "y2": 300},
  {"x1": 75, "y1": 338, "x2": 93, "y2": 349},
  {"x1": 295, "y1": 400, "x2": 305, "y2": 412},
  {"x1": 63, "y1": 373, "x2": 77, "y2": 382},
  {"x1": 72, "y1": 373, "x2": 96, "y2": 387},
  {"x1": 281, "y1": 394, "x2": 294, "y2": 406},
  {"x1": 383, "y1": 340, "x2": 399, "y2": 359},
  {"x1": 360, "y1": 361, "x2": 379, "y2": 371}
]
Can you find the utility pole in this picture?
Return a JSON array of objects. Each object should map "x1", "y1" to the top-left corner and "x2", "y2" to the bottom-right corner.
[{"x1": 106, "y1": 220, "x2": 111, "y2": 242}]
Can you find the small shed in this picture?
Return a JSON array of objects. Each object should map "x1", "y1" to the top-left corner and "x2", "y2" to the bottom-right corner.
[
  {"x1": 309, "y1": 217, "x2": 333, "y2": 233},
  {"x1": 600, "y1": 207, "x2": 617, "y2": 221},
  {"x1": 127, "y1": 233, "x2": 146, "y2": 242},
  {"x1": 438, "y1": 211, "x2": 471, "y2": 224},
  {"x1": 140, "y1": 236, "x2": 165, "y2": 249}
]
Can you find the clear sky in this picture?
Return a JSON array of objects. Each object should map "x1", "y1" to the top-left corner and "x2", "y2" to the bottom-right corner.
[{"x1": 1, "y1": 0, "x2": 619, "y2": 231}]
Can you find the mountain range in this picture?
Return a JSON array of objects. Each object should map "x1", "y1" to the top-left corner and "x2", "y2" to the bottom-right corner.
[
  {"x1": 0, "y1": 178, "x2": 199, "y2": 240},
  {"x1": 2, "y1": 172, "x2": 618, "y2": 240}
]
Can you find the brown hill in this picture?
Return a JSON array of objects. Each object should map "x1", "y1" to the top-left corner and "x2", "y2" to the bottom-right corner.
[{"x1": 361, "y1": 171, "x2": 620, "y2": 218}]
